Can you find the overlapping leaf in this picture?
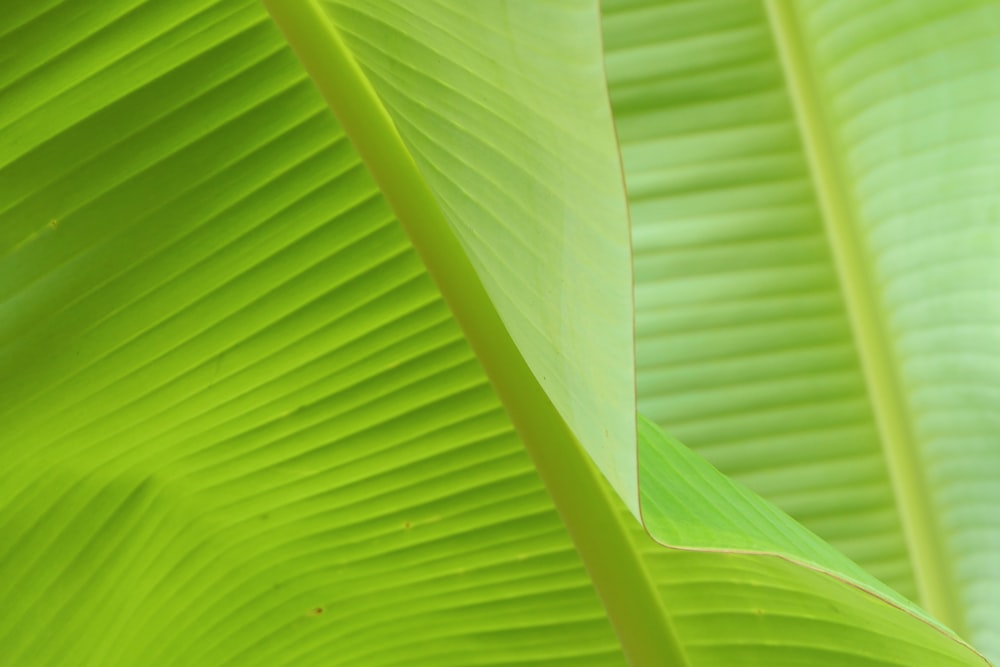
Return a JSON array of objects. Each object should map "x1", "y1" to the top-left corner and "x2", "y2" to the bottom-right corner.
[
  {"x1": 268, "y1": 0, "x2": 992, "y2": 665},
  {"x1": 1, "y1": 0, "x2": 997, "y2": 665}
]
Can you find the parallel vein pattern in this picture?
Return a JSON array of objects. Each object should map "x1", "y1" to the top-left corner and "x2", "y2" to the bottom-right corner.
[
  {"x1": 314, "y1": 0, "x2": 640, "y2": 512},
  {"x1": 602, "y1": 0, "x2": 916, "y2": 599},
  {"x1": 273, "y1": 1, "x2": 989, "y2": 664},
  {"x1": 0, "y1": 1, "x2": 626, "y2": 665},
  {"x1": 791, "y1": 1, "x2": 1000, "y2": 658}
]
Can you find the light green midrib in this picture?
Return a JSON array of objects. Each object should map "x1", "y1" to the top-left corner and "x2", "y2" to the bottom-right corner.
[
  {"x1": 764, "y1": 0, "x2": 964, "y2": 638},
  {"x1": 260, "y1": 1, "x2": 688, "y2": 665}
]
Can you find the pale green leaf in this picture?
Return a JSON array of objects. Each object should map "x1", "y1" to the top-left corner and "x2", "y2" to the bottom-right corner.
[
  {"x1": 603, "y1": 0, "x2": 916, "y2": 598},
  {"x1": 783, "y1": 3, "x2": 1000, "y2": 655},
  {"x1": 607, "y1": 0, "x2": 1000, "y2": 661},
  {"x1": 303, "y1": 0, "x2": 640, "y2": 511}
]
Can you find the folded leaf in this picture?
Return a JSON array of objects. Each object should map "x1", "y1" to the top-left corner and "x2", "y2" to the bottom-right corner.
[
  {"x1": 267, "y1": 0, "x2": 992, "y2": 664},
  {"x1": 285, "y1": 0, "x2": 640, "y2": 512},
  {"x1": 604, "y1": 0, "x2": 917, "y2": 599},
  {"x1": 2, "y1": 0, "x2": 996, "y2": 665},
  {"x1": 607, "y1": 0, "x2": 1000, "y2": 659}
]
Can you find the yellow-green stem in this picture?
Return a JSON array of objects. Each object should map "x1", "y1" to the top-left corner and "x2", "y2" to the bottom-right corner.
[
  {"x1": 262, "y1": 1, "x2": 687, "y2": 664},
  {"x1": 765, "y1": 0, "x2": 963, "y2": 637}
]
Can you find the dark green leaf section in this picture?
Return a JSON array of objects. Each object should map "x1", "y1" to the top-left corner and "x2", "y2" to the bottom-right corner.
[{"x1": 0, "y1": 1, "x2": 626, "y2": 665}]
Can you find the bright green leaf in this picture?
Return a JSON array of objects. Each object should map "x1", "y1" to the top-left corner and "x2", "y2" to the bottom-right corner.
[{"x1": 2, "y1": 0, "x2": 997, "y2": 666}]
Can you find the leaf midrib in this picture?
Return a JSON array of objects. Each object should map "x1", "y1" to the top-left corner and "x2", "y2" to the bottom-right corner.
[
  {"x1": 261, "y1": 1, "x2": 688, "y2": 665},
  {"x1": 764, "y1": 0, "x2": 964, "y2": 636}
]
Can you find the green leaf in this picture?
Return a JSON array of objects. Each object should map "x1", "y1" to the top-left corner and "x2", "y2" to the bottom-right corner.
[
  {"x1": 1, "y1": 0, "x2": 997, "y2": 666},
  {"x1": 265, "y1": 0, "x2": 991, "y2": 665},
  {"x1": 267, "y1": 0, "x2": 641, "y2": 515},
  {"x1": 606, "y1": 0, "x2": 1000, "y2": 660},
  {"x1": 0, "y1": 2, "x2": 627, "y2": 665},
  {"x1": 605, "y1": 0, "x2": 918, "y2": 596}
]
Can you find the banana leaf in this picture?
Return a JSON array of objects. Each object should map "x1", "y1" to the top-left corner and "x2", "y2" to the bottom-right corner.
[{"x1": 0, "y1": 0, "x2": 997, "y2": 665}]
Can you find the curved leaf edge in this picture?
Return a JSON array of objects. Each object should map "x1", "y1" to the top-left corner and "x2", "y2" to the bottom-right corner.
[
  {"x1": 638, "y1": 415, "x2": 991, "y2": 666},
  {"x1": 261, "y1": 1, "x2": 687, "y2": 665},
  {"x1": 262, "y1": 1, "x2": 992, "y2": 665},
  {"x1": 763, "y1": 0, "x2": 964, "y2": 634}
]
